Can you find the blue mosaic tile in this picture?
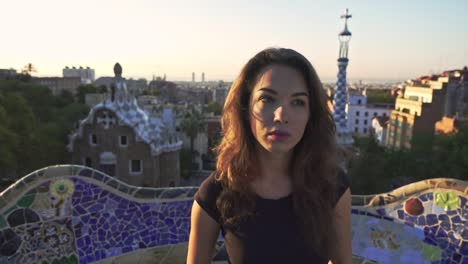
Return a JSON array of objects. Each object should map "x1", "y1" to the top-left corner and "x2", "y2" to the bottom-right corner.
[
  {"x1": 461, "y1": 209, "x2": 468, "y2": 220},
  {"x1": 78, "y1": 169, "x2": 93, "y2": 177},
  {"x1": 366, "y1": 212, "x2": 380, "y2": 218},
  {"x1": 88, "y1": 204, "x2": 104, "y2": 213},
  {"x1": 447, "y1": 231, "x2": 461, "y2": 246},
  {"x1": 376, "y1": 208, "x2": 386, "y2": 215},
  {"x1": 424, "y1": 237, "x2": 437, "y2": 246},
  {"x1": 451, "y1": 253, "x2": 462, "y2": 262},
  {"x1": 453, "y1": 223, "x2": 465, "y2": 234},
  {"x1": 427, "y1": 214, "x2": 438, "y2": 226},
  {"x1": 447, "y1": 244, "x2": 457, "y2": 254},
  {"x1": 397, "y1": 210, "x2": 404, "y2": 219},
  {"x1": 451, "y1": 215, "x2": 462, "y2": 224},
  {"x1": 420, "y1": 193, "x2": 429, "y2": 201},
  {"x1": 460, "y1": 197, "x2": 467, "y2": 207},
  {"x1": 427, "y1": 192, "x2": 434, "y2": 200},
  {"x1": 92, "y1": 171, "x2": 106, "y2": 182},
  {"x1": 460, "y1": 241, "x2": 468, "y2": 255},
  {"x1": 417, "y1": 215, "x2": 426, "y2": 226},
  {"x1": 424, "y1": 226, "x2": 439, "y2": 237},
  {"x1": 447, "y1": 210, "x2": 458, "y2": 216},
  {"x1": 405, "y1": 215, "x2": 417, "y2": 224},
  {"x1": 462, "y1": 229, "x2": 468, "y2": 240}
]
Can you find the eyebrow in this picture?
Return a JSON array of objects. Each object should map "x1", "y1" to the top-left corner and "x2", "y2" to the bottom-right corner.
[{"x1": 257, "y1": 87, "x2": 308, "y2": 97}]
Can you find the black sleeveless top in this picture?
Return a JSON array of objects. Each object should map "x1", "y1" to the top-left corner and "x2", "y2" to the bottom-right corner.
[{"x1": 194, "y1": 171, "x2": 350, "y2": 264}]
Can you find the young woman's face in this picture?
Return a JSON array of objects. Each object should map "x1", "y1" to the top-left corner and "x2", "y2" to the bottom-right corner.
[{"x1": 249, "y1": 64, "x2": 310, "y2": 155}]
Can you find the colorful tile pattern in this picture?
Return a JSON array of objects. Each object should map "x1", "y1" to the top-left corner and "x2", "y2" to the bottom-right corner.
[{"x1": 0, "y1": 165, "x2": 467, "y2": 264}]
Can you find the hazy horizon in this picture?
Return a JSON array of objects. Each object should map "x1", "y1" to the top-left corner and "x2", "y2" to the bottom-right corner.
[{"x1": 2, "y1": 0, "x2": 467, "y2": 82}]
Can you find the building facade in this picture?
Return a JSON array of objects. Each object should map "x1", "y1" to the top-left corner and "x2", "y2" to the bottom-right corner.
[
  {"x1": 0, "y1": 68, "x2": 17, "y2": 79},
  {"x1": 212, "y1": 87, "x2": 228, "y2": 106},
  {"x1": 35, "y1": 77, "x2": 82, "y2": 95},
  {"x1": 384, "y1": 71, "x2": 467, "y2": 149},
  {"x1": 346, "y1": 90, "x2": 393, "y2": 135},
  {"x1": 371, "y1": 116, "x2": 389, "y2": 145},
  {"x1": 68, "y1": 63, "x2": 182, "y2": 187},
  {"x1": 63, "y1": 66, "x2": 95, "y2": 83}
]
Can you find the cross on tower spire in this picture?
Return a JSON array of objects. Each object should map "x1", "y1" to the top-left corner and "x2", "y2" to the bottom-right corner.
[{"x1": 340, "y1": 8, "x2": 352, "y2": 23}]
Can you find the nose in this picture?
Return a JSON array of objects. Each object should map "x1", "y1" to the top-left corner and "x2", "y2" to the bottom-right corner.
[{"x1": 273, "y1": 105, "x2": 289, "y2": 124}]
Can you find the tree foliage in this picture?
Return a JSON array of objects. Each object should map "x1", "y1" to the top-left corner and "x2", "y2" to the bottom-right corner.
[
  {"x1": 205, "y1": 101, "x2": 222, "y2": 116},
  {"x1": 0, "y1": 79, "x2": 89, "y2": 183},
  {"x1": 180, "y1": 107, "x2": 206, "y2": 154},
  {"x1": 179, "y1": 107, "x2": 206, "y2": 173},
  {"x1": 366, "y1": 89, "x2": 395, "y2": 104},
  {"x1": 76, "y1": 84, "x2": 104, "y2": 104},
  {"x1": 349, "y1": 127, "x2": 468, "y2": 195}
]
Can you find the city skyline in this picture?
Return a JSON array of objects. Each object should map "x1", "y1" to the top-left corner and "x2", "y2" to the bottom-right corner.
[{"x1": 2, "y1": 0, "x2": 467, "y2": 81}]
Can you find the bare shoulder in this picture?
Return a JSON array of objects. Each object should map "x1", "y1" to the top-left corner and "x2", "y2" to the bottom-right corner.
[
  {"x1": 331, "y1": 188, "x2": 352, "y2": 264},
  {"x1": 187, "y1": 184, "x2": 222, "y2": 263}
]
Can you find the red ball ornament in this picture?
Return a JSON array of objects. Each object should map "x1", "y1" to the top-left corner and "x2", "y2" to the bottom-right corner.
[{"x1": 404, "y1": 198, "x2": 424, "y2": 216}]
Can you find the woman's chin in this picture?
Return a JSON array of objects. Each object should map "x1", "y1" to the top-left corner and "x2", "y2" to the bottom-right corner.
[{"x1": 264, "y1": 145, "x2": 294, "y2": 155}]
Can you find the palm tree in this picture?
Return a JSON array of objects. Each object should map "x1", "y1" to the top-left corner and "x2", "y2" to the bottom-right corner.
[
  {"x1": 21, "y1": 63, "x2": 37, "y2": 75},
  {"x1": 180, "y1": 106, "x2": 206, "y2": 169}
]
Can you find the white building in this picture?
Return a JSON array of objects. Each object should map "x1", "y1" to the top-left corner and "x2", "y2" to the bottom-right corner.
[
  {"x1": 63, "y1": 66, "x2": 95, "y2": 83},
  {"x1": 371, "y1": 116, "x2": 389, "y2": 145},
  {"x1": 346, "y1": 90, "x2": 393, "y2": 135}
]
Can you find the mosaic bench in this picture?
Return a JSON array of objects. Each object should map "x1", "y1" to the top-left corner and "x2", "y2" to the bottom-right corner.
[{"x1": 0, "y1": 165, "x2": 466, "y2": 264}]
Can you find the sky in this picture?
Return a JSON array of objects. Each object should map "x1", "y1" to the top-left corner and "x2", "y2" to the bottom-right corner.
[{"x1": 1, "y1": 0, "x2": 467, "y2": 82}]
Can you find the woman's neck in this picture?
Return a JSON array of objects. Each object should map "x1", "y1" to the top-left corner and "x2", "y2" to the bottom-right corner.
[{"x1": 253, "y1": 144, "x2": 292, "y2": 183}]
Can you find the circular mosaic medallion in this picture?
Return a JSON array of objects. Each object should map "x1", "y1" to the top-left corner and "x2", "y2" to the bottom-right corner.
[{"x1": 50, "y1": 179, "x2": 75, "y2": 200}]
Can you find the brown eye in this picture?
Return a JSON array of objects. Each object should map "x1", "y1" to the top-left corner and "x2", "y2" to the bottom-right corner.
[
  {"x1": 259, "y1": 95, "x2": 274, "y2": 103},
  {"x1": 292, "y1": 99, "x2": 306, "y2": 106}
]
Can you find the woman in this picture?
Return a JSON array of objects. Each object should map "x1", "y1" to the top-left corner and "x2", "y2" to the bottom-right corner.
[{"x1": 187, "y1": 47, "x2": 352, "y2": 264}]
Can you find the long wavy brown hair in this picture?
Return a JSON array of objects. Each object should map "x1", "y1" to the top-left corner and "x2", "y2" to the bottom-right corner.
[{"x1": 214, "y1": 47, "x2": 340, "y2": 259}]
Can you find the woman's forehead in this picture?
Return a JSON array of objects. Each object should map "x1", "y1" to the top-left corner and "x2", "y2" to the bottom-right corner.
[{"x1": 253, "y1": 64, "x2": 308, "y2": 93}]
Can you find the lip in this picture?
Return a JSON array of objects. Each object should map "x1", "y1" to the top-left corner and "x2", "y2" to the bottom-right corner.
[
  {"x1": 267, "y1": 130, "x2": 290, "y2": 137},
  {"x1": 267, "y1": 130, "x2": 290, "y2": 141}
]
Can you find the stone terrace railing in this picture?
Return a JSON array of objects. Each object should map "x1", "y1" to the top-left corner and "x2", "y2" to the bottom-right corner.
[{"x1": 0, "y1": 165, "x2": 466, "y2": 264}]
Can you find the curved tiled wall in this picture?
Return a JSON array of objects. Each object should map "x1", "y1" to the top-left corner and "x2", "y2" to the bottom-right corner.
[{"x1": 0, "y1": 165, "x2": 466, "y2": 263}]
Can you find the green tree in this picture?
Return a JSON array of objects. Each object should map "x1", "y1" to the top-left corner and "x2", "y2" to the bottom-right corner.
[
  {"x1": 180, "y1": 148, "x2": 198, "y2": 179},
  {"x1": 349, "y1": 125, "x2": 468, "y2": 195},
  {"x1": 366, "y1": 89, "x2": 395, "y2": 104},
  {"x1": 98, "y1": 85, "x2": 108, "y2": 94},
  {"x1": 349, "y1": 136, "x2": 393, "y2": 194},
  {"x1": 180, "y1": 107, "x2": 206, "y2": 170},
  {"x1": 55, "y1": 90, "x2": 75, "y2": 108},
  {"x1": 76, "y1": 84, "x2": 99, "y2": 104},
  {"x1": 0, "y1": 92, "x2": 38, "y2": 177},
  {"x1": 0, "y1": 79, "x2": 90, "y2": 182},
  {"x1": 0, "y1": 100, "x2": 19, "y2": 179},
  {"x1": 205, "y1": 101, "x2": 222, "y2": 115},
  {"x1": 431, "y1": 124, "x2": 468, "y2": 180},
  {"x1": 21, "y1": 63, "x2": 37, "y2": 75}
]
